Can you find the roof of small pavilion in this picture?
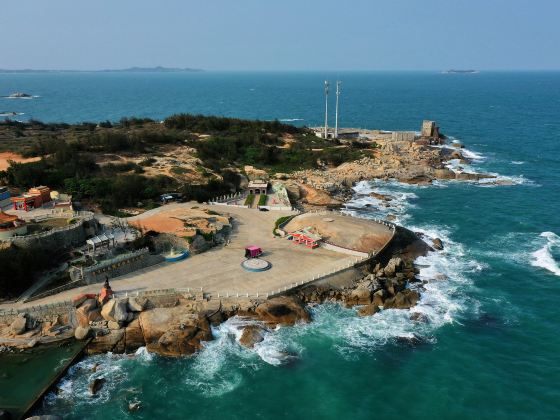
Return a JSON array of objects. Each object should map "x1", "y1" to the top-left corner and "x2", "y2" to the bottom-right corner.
[{"x1": 0, "y1": 211, "x2": 19, "y2": 224}]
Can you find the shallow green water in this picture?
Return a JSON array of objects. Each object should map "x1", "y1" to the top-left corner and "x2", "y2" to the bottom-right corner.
[
  {"x1": 0, "y1": 339, "x2": 85, "y2": 418},
  {"x1": 1, "y1": 71, "x2": 558, "y2": 419}
]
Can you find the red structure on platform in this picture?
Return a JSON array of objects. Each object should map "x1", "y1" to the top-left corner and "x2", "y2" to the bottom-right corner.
[
  {"x1": 289, "y1": 228, "x2": 322, "y2": 249},
  {"x1": 11, "y1": 186, "x2": 51, "y2": 211}
]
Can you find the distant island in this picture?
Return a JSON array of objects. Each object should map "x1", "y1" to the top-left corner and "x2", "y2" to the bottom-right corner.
[
  {"x1": 0, "y1": 66, "x2": 203, "y2": 74},
  {"x1": 442, "y1": 69, "x2": 479, "y2": 74}
]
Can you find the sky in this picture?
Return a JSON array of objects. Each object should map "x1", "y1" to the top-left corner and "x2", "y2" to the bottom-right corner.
[{"x1": 1, "y1": 0, "x2": 559, "y2": 71}]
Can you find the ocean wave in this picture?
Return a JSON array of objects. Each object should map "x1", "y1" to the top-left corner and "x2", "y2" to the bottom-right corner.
[
  {"x1": 477, "y1": 173, "x2": 533, "y2": 187},
  {"x1": 345, "y1": 180, "x2": 419, "y2": 224},
  {"x1": 0, "y1": 112, "x2": 24, "y2": 117},
  {"x1": 531, "y1": 232, "x2": 560, "y2": 276},
  {"x1": 279, "y1": 118, "x2": 304, "y2": 122},
  {"x1": 461, "y1": 148, "x2": 486, "y2": 161},
  {"x1": 511, "y1": 161, "x2": 525, "y2": 165}
]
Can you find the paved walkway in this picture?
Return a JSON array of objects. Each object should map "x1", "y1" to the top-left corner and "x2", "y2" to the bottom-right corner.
[{"x1": 2, "y1": 204, "x2": 367, "y2": 310}]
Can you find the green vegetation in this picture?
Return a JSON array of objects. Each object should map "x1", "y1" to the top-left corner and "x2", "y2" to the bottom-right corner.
[
  {"x1": 258, "y1": 194, "x2": 268, "y2": 206},
  {"x1": 0, "y1": 114, "x2": 373, "y2": 213},
  {"x1": 170, "y1": 166, "x2": 188, "y2": 175},
  {"x1": 244, "y1": 194, "x2": 255, "y2": 206},
  {"x1": 273, "y1": 215, "x2": 295, "y2": 236}
]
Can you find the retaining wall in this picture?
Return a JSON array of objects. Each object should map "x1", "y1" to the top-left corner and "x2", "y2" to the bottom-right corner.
[
  {"x1": 5, "y1": 212, "x2": 98, "y2": 250},
  {"x1": 75, "y1": 248, "x2": 165, "y2": 284}
]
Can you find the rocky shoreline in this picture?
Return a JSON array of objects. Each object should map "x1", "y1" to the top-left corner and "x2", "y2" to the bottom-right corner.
[
  {"x1": 64, "y1": 222, "x2": 432, "y2": 357},
  {"x1": 280, "y1": 140, "x2": 503, "y2": 207}
]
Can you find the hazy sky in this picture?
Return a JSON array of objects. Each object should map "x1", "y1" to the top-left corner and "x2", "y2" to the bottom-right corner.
[{"x1": 1, "y1": 0, "x2": 558, "y2": 71}]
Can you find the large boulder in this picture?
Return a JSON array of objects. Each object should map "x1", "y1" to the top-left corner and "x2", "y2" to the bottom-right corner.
[
  {"x1": 383, "y1": 289, "x2": 420, "y2": 310},
  {"x1": 239, "y1": 325, "x2": 266, "y2": 348},
  {"x1": 72, "y1": 293, "x2": 97, "y2": 308},
  {"x1": 139, "y1": 307, "x2": 213, "y2": 356},
  {"x1": 76, "y1": 299, "x2": 102, "y2": 327},
  {"x1": 89, "y1": 378, "x2": 105, "y2": 395},
  {"x1": 384, "y1": 278, "x2": 406, "y2": 296},
  {"x1": 254, "y1": 296, "x2": 310, "y2": 326},
  {"x1": 74, "y1": 326, "x2": 91, "y2": 340},
  {"x1": 384, "y1": 257, "x2": 403, "y2": 277},
  {"x1": 433, "y1": 168, "x2": 456, "y2": 180},
  {"x1": 10, "y1": 314, "x2": 27, "y2": 335},
  {"x1": 432, "y1": 238, "x2": 444, "y2": 250},
  {"x1": 124, "y1": 319, "x2": 146, "y2": 353},
  {"x1": 127, "y1": 297, "x2": 148, "y2": 312},
  {"x1": 101, "y1": 299, "x2": 129, "y2": 323},
  {"x1": 372, "y1": 290, "x2": 385, "y2": 306},
  {"x1": 87, "y1": 329, "x2": 125, "y2": 354},
  {"x1": 357, "y1": 304, "x2": 380, "y2": 317},
  {"x1": 343, "y1": 288, "x2": 372, "y2": 307}
]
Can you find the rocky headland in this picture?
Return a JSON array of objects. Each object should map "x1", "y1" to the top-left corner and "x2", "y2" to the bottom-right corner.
[{"x1": 282, "y1": 140, "x2": 500, "y2": 207}]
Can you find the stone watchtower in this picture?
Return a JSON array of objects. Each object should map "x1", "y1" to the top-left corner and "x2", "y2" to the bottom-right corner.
[{"x1": 421, "y1": 120, "x2": 436, "y2": 138}]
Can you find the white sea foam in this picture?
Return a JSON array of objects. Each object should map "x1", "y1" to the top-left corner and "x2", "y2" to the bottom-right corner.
[
  {"x1": 0, "y1": 112, "x2": 24, "y2": 117},
  {"x1": 279, "y1": 118, "x2": 304, "y2": 122},
  {"x1": 345, "y1": 180, "x2": 419, "y2": 224},
  {"x1": 461, "y1": 148, "x2": 486, "y2": 161},
  {"x1": 283, "y1": 185, "x2": 480, "y2": 357},
  {"x1": 511, "y1": 161, "x2": 525, "y2": 165},
  {"x1": 531, "y1": 232, "x2": 560, "y2": 276}
]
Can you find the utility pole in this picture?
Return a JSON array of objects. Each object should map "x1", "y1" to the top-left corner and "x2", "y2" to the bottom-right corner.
[
  {"x1": 324, "y1": 80, "x2": 330, "y2": 139},
  {"x1": 335, "y1": 80, "x2": 341, "y2": 139}
]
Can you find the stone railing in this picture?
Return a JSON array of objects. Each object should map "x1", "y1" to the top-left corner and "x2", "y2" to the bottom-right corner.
[
  {"x1": 25, "y1": 279, "x2": 87, "y2": 303},
  {"x1": 209, "y1": 191, "x2": 246, "y2": 205},
  {"x1": 0, "y1": 300, "x2": 74, "y2": 324}
]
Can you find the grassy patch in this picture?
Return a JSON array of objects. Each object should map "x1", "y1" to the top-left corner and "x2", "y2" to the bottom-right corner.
[
  {"x1": 273, "y1": 215, "x2": 295, "y2": 236},
  {"x1": 244, "y1": 194, "x2": 255, "y2": 206},
  {"x1": 258, "y1": 194, "x2": 268, "y2": 206},
  {"x1": 171, "y1": 166, "x2": 188, "y2": 175}
]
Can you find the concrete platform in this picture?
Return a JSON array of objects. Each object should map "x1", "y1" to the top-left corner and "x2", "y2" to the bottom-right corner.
[{"x1": 2, "y1": 204, "x2": 393, "y2": 310}]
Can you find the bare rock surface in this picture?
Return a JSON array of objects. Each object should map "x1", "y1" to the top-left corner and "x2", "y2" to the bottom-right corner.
[
  {"x1": 239, "y1": 325, "x2": 267, "y2": 348},
  {"x1": 255, "y1": 296, "x2": 310, "y2": 326}
]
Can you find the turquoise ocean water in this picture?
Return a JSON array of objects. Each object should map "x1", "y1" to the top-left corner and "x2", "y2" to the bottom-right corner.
[{"x1": 1, "y1": 71, "x2": 559, "y2": 419}]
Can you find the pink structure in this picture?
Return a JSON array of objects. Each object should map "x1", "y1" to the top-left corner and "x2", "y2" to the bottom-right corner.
[{"x1": 244, "y1": 245, "x2": 262, "y2": 258}]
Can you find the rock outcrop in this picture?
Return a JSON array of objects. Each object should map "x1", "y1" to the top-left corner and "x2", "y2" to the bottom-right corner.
[
  {"x1": 101, "y1": 298, "x2": 129, "y2": 324},
  {"x1": 254, "y1": 296, "x2": 310, "y2": 326},
  {"x1": 138, "y1": 306, "x2": 213, "y2": 356},
  {"x1": 74, "y1": 326, "x2": 91, "y2": 340},
  {"x1": 383, "y1": 289, "x2": 420, "y2": 310},
  {"x1": 10, "y1": 314, "x2": 27, "y2": 335},
  {"x1": 239, "y1": 325, "x2": 266, "y2": 348}
]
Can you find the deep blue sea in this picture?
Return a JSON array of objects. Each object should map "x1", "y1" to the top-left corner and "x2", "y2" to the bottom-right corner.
[{"x1": 2, "y1": 71, "x2": 559, "y2": 419}]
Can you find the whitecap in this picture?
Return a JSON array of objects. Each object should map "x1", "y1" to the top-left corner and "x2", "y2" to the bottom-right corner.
[
  {"x1": 531, "y1": 232, "x2": 560, "y2": 276},
  {"x1": 511, "y1": 161, "x2": 525, "y2": 165},
  {"x1": 279, "y1": 118, "x2": 304, "y2": 122}
]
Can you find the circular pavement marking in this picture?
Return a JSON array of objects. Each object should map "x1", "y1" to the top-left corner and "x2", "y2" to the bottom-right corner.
[{"x1": 241, "y1": 258, "x2": 271, "y2": 272}]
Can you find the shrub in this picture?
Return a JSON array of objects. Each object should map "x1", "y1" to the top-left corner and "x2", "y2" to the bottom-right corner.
[{"x1": 244, "y1": 194, "x2": 255, "y2": 206}]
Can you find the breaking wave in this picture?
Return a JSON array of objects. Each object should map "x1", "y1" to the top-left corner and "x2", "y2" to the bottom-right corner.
[
  {"x1": 531, "y1": 232, "x2": 560, "y2": 276},
  {"x1": 278, "y1": 118, "x2": 304, "y2": 122}
]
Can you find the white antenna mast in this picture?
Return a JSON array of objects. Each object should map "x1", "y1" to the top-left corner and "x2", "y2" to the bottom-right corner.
[
  {"x1": 335, "y1": 80, "x2": 341, "y2": 139},
  {"x1": 324, "y1": 80, "x2": 330, "y2": 139}
]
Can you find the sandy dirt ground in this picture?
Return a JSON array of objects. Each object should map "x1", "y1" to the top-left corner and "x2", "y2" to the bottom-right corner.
[
  {"x1": 283, "y1": 212, "x2": 393, "y2": 253},
  {"x1": 129, "y1": 207, "x2": 230, "y2": 237},
  {"x1": 0, "y1": 152, "x2": 41, "y2": 171}
]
